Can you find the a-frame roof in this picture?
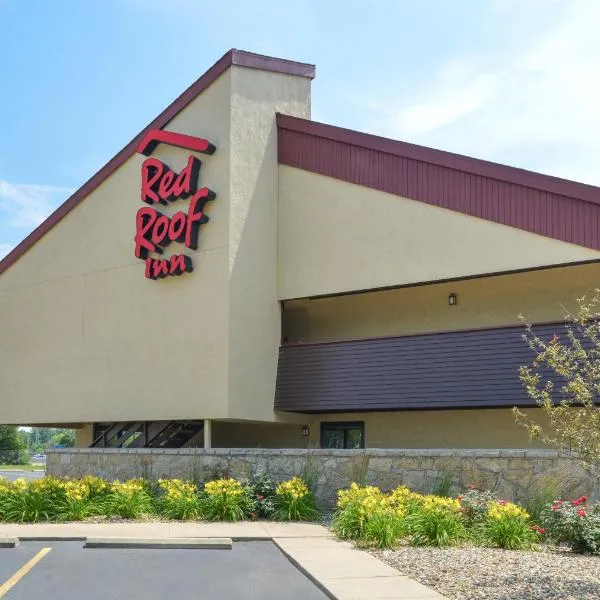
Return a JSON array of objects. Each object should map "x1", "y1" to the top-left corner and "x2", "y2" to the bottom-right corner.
[
  {"x1": 0, "y1": 49, "x2": 315, "y2": 276},
  {"x1": 278, "y1": 114, "x2": 600, "y2": 250},
  {"x1": 2, "y1": 48, "x2": 600, "y2": 277}
]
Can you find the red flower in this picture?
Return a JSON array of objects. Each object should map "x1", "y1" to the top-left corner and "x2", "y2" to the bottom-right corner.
[
  {"x1": 530, "y1": 525, "x2": 545, "y2": 535},
  {"x1": 577, "y1": 509, "x2": 587, "y2": 518},
  {"x1": 551, "y1": 504, "x2": 561, "y2": 511},
  {"x1": 572, "y1": 496, "x2": 588, "y2": 506}
]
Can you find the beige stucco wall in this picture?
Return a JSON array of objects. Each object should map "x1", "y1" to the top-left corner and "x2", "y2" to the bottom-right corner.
[
  {"x1": 304, "y1": 409, "x2": 548, "y2": 449},
  {"x1": 0, "y1": 69, "x2": 233, "y2": 425},
  {"x1": 0, "y1": 63, "x2": 310, "y2": 426},
  {"x1": 212, "y1": 420, "x2": 308, "y2": 449},
  {"x1": 227, "y1": 68, "x2": 310, "y2": 421},
  {"x1": 74, "y1": 424, "x2": 94, "y2": 448},
  {"x1": 278, "y1": 166, "x2": 600, "y2": 300},
  {"x1": 283, "y1": 261, "x2": 600, "y2": 343}
]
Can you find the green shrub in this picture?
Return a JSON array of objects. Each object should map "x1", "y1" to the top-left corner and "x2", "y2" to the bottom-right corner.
[
  {"x1": 484, "y1": 501, "x2": 538, "y2": 549},
  {"x1": 241, "y1": 472, "x2": 277, "y2": 520},
  {"x1": 201, "y1": 478, "x2": 252, "y2": 521},
  {"x1": 156, "y1": 479, "x2": 201, "y2": 520},
  {"x1": 405, "y1": 496, "x2": 466, "y2": 547},
  {"x1": 541, "y1": 496, "x2": 600, "y2": 554},
  {"x1": 102, "y1": 479, "x2": 154, "y2": 519},
  {"x1": 457, "y1": 486, "x2": 498, "y2": 525},
  {"x1": 272, "y1": 476, "x2": 318, "y2": 521}
]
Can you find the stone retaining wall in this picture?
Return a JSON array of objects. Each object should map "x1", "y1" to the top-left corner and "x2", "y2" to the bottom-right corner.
[{"x1": 47, "y1": 448, "x2": 600, "y2": 508}]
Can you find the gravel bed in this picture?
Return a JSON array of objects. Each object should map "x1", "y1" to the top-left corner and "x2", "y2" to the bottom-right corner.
[{"x1": 371, "y1": 545, "x2": 600, "y2": 599}]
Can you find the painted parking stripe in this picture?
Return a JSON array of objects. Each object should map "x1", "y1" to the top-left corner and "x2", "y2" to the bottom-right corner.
[{"x1": 0, "y1": 547, "x2": 52, "y2": 598}]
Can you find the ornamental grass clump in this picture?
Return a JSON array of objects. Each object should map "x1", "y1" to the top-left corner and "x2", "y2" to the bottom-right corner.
[
  {"x1": 201, "y1": 478, "x2": 252, "y2": 521},
  {"x1": 484, "y1": 500, "x2": 539, "y2": 550},
  {"x1": 541, "y1": 496, "x2": 600, "y2": 554},
  {"x1": 156, "y1": 479, "x2": 201, "y2": 520},
  {"x1": 273, "y1": 476, "x2": 318, "y2": 521},
  {"x1": 405, "y1": 495, "x2": 466, "y2": 547},
  {"x1": 103, "y1": 479, "x2": 153, "y2": 519}
]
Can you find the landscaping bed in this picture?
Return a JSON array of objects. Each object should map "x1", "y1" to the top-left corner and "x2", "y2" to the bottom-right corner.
[
  {"x1": 0, "y1": 474, "x2": 317, "y2": 523},
  {"x1": 372, "y1": 545, "x2": 600, "y2": 600}
]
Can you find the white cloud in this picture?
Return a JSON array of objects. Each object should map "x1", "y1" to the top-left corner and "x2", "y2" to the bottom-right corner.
[
  {"x1": 0, "y1": 181, "x2": 73, "y2": 228},
  {"x1": 394, "y1": 74, "x2": 497, "y2": 135},
  {"x1": 368, "y1": 0, "x2": 600, "y2": 185}
]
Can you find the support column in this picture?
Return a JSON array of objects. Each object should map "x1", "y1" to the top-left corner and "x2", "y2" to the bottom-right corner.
[{"x1": 204, "y1": 419, "x2": 212, "y2": 449}]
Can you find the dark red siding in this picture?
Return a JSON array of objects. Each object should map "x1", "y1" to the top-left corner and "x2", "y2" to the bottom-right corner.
[
  {"x1": 277, "y1": 115, "x2": 600, "y2": 250},
  {"x1": 274, "y1": 323, "x2": 562, "y2": 413}
]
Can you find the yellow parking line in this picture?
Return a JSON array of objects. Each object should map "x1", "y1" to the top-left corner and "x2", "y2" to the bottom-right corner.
[{"x1": 0, "y1": 547, "x2": 52, "y2": 598}]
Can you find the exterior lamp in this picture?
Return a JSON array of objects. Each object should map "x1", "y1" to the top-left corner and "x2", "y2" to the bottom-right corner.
[
  {"x1": 448, "y1": 293, "x2": 457, "y2": 306},
  {"x1": 301, "y1": 425, "x2": 310, "y2": 437}
]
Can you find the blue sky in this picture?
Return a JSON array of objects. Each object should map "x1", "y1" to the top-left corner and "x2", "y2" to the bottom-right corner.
[{"x1": 0, "y1": 0, "x2": 598, "y2": 257}]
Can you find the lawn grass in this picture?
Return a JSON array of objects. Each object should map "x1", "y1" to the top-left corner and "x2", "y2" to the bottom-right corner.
[{"x1": 0, "y1": 464, "x2": 45, "y2": 471}]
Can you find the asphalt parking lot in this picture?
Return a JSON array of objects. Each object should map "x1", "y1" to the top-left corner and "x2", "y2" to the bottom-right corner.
[
  {"x1": 0, "y1": 540, "x2": 328, "y2": 599},
  {"x1": 0, "y1": 470, "x2": 45, "y2": 482}
]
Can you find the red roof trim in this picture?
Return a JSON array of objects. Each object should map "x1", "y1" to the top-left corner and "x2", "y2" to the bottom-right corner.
[
  {"x1": 276, "y1": 114, "x2": 600, "y2": 205},
  {"x1": 0, "y1": 50, "x2": 315, "y2": 276}
]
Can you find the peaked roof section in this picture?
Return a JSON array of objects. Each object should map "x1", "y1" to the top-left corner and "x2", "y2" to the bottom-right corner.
[
  {"x1": 0, "y1": 50, "x2": 315, "y2": 276},
  {"x1": 277, "y1": 114, "x2": 600, "y2": 250}
]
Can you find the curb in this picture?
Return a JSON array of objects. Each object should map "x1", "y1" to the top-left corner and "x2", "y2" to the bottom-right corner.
[
  {"x1": 0, "y1": 538, "x2": 18, "y2": 548},
  {"x1": 84, "y1": 537, "x2": 232, "y2": 549}
]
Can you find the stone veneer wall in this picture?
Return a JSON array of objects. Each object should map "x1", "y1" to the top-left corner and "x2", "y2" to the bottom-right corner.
[{"x1": 47, "y1": 448, "x2": 599, "y2": 508}]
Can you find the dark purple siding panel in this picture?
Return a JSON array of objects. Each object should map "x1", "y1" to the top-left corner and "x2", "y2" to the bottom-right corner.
[
  {"x1": 274, "y1": 323, "x2": 565, "y2": 413},
  {"x1": 277, "y1": 115, "x2": 600, "y2": 250}
]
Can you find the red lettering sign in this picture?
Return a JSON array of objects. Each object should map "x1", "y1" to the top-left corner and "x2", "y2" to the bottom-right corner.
[{"x1": 133, "y1": 129, "x2": 216, "y2": 280}]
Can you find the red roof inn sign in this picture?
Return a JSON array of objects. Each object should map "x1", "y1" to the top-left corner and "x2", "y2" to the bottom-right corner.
[{"x1": 134, "y1": 130, "x2": 216, "y2": 280}]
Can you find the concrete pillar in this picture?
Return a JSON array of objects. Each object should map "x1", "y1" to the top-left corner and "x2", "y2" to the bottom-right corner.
[{"x1": 204, "y1": 419, "x2": 212, "y2": 449}]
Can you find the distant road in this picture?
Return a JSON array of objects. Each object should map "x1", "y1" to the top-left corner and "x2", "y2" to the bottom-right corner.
[{"x1": 0, "y1": 470, "x2": 45, "y2": 481}]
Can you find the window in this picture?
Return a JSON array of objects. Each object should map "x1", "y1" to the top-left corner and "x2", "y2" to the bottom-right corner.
[{"x1": 320, "y1": 421, "x2": 364, "y2": 449}]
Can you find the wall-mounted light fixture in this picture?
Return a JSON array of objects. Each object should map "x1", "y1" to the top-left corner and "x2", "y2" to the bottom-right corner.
[
  {"x1": 301, "y1": 425, "x2": 310, "y2": 437},
  {"x1": 448, "y1": 293, "x2": 457, "y2": 306}
]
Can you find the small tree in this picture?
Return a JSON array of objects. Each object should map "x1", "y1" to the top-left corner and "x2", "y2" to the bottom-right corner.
[
  {"x1": 514, "y1": 292, "x2": 600, "y2": 477},
  {"x1": 0, "y1": 425, "x2": 29, "y2": 465}
]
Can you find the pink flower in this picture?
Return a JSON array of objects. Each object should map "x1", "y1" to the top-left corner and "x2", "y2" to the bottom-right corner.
[
  {"x1": 257, "y1": 495, "x2": 264, "y2": 501},
  {"x1": 577, "y1": 509, "x2": 587, "y2": 518},
  {"x1": 551, "y1": 504, "x2": 561, "y2": 511},
  {"x1": 467, "y1": 484, "x2": 476, "y2": 490},
  {"x1": 498, "y1": 499, "x2": 507, "y2": 505}
]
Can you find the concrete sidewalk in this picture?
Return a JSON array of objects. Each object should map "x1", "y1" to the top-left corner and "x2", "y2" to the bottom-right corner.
[{"x1": 0, "y1": 522, "x2": 446, "y2": 600}]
